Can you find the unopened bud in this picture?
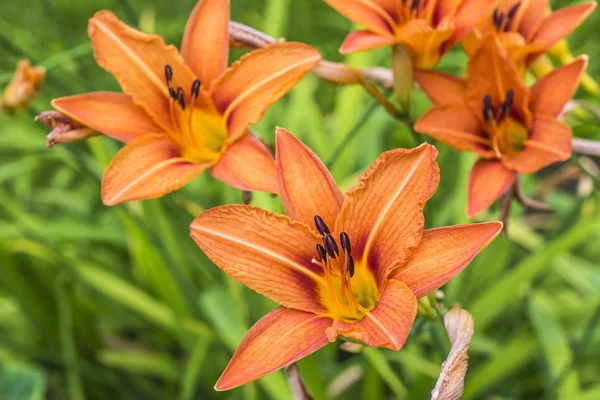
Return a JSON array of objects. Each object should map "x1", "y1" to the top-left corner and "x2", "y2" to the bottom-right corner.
[
  {"x1": 35, "y1": 111, "x2": 100, "y2": 147},
  {"x1": 2, "y1": 60, "x2": 46, "y2": 111}
]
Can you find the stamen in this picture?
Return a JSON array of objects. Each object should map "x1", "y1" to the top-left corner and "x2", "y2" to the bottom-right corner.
[
  {"x1": 507, "y1": 3, "x2": 520, "y2": 18},
  {"x1": 324, "y1": 235, "x2": 340, "y2": 258},
  {"x1": 499, "y1": 89, "x2": 514, "y2": 120},
  {"x1": 176, "y1": 87, "x2": 185, "y2": 110},
  {"x1": 411, "y1": 0, "x2": 420, "y2": 13},
  {"x1": 340, "y1": 232, "x2": 351, "y2": 254},
  {"x1": 168, "y1": 87, "x2": 176, "y2": 100},
  {"x1": 347, "y1": 255, "x2": 355, "y2": 278},
  {"x1": 314, "y1": 215, "x2": 330, "y2": 236},
  {"x1": 483, "y1": 95, "x2": 496, "y2": 122},
  {"x1": 316, "y1": 244, "x2": 327, "y2": 263},
  {"x1": 164, "y1": 65, "x2": 173, "y2": 86},
  {"x1": 492, "y1": 9, "x2": 505, "y2": 31},
  {"x1": 191, "y1": 79, "x2": 201, "y2": 99}
]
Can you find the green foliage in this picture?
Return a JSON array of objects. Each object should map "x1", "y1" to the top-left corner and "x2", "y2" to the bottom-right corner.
[{"x1": 1, "y1": 0, "x2": 599, "y2": 399}]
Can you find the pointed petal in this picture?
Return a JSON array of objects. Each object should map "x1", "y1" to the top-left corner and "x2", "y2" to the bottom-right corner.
[
  {"x1": 210, "y1": 134, "x2": 277, "y2": 193},
  {"x1": 326, "y1": 280, "x2": 417, "y2": 351},
  {"x1": 335, "y1": 144, "x2": 439, "y2": 286},
  {"x1": 323, "y1": 0, "x2": 396, "y2": 36},
  {"x1": 516, "y1": 0, "x2": 548, "y2": 40},
  {"x1": 449, "y1": 0, "x2": 496, "y2": 48},
  {"x1": 101, "y1": 134, "x2": 205, "y2": 205},
  {"x1": 181, "y1": 0, "x2": 229, "y2": 84},
  {"x1": 414, "y1": 70, "x2": 466, "y2": 107},
  {"x1": 276, "y1": 128, "x2": 343, "y2": 230},
  {"x1": 51, "y1": 92, "x2": 161, "y2": 143},
  {"x1": 390, "y1": 222, "x2": 503, "y2": 298},
  {"x1": 414, "y1": 106, "x2": 493, "y2": 156},
  {"x1": 532, "y1": 2, "x2": 596, "y2": 53},
  {"x1": 467, "y1": 158, "x2": 516, "y2": 217},
  {"x1": 340, "y1": 30, "x2": 396, "y2": 54},
  {"x1": 216, "y1": 307, "x2": 332, "y2": 391},
  {"x1": 502, "y1": 117, "x2": 572, "y2": 174},
  {"x1": 466, "y1": 35, "x2": 531, "y2": 127},
  {"x1": 88, "y1": 10, "x2": 195, "y2": 131},
  {"x1": 212, "y1": 43, "x2": 321, "y2": 142},
  {"x1": 190, "y1": 205, "x2": 326, "y2": 313},
  {"x1": 398, "y1": 19, "x2": 454, "y2": 69},
  {"x1": 530, "y1": 56, "x2": 588, "y2": 119}
]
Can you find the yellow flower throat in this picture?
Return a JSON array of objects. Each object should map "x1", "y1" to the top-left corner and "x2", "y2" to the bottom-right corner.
[
  {"x1": 312, "y1": 215, "x2": 379, "y2": 322},
  {"x1": 482, "y1": 89, "x2": 528, "y2": 157},
  {"x1": 164, "y1": 65, "x2": 227, "y2": 164}
]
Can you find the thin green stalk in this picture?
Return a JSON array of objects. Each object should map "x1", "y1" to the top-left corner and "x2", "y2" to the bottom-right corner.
[{"x1": 572, "y1": 155, "x2": 600, "y2": 187}]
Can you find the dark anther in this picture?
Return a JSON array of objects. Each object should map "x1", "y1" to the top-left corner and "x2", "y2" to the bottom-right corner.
[
  {"x1": 176, "y1": 87, "x2": 185, "y2": 110},
  {"x1": 507, "y1": 2, "x2": 520, "y2": 18},
  {"x1": 314, "y1": 215, "x2": 330, "y2": 236},
  {"x1": 499, "y1": 89, "x2": 514, "y2": 120},
  {"x1": 191, "y1": 79, "x2": 201, "y2": 99},
  {"x1": 492, "y1": 9, "x2": 505, "y2": 30},
  {"x1": 411, "y1": 0, "x2": 420, "y2": 13},
  {"x1": 168, "y1": 87, "x2": 176, "y2": 100},
  {"x1": 324, "y1": 235, "x2": 339, "y2": 258},
  {"x1": 164, "y1": 65, "x2": 173, "y2": 85},
  {"x1": 347, "y1": 255, "x2": 355, "y2": 278},
  {"x1": 483, "y1": 95, "x2": 496, "y2": 122},
  {"x1": 340, "y1": 232, "x2": 351, "y2": 254},
  {"x1": 316, "y1": 244, "x2": 327, "y2": 263}
]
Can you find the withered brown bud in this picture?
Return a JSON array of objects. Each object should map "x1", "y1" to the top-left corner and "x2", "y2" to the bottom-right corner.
[
  {"x1": 35, "y1": 111, "x2": 100, "y2": 148},
  {"x1": 2, "y1": 60, "x2": 46, "y2": 110}
]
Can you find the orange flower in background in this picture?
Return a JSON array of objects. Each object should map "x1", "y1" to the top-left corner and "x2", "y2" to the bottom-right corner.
[
  {"x1": 323, "y1": 0, "x2": 494, "y2": 69},
  {"x1": 2, "y1": 59, "x2": 45, "y2": 110},
  {"x1": 415, "y1": 36, "x2": 587, "y2": 217},
  {"x1": 190, "y1": 128, "x2": 502, "y2": 390},
  {"x1": 465, "y1": 0, "x2": 595, "y2": 74},
  {"x1": 51, "y1": 0, "x2": 321, "y2": 205}
]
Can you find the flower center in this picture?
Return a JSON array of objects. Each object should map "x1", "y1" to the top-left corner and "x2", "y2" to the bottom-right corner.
[
  {"x1": 482, "y1": 89, "x2": 528, "y2": 157},
  {"x1": 395, "y1": 0, "x2": 433, "y2": 27},
  {"x1": 311, "y1": 215, "x2": 379, "y2": 322},
  {"x1": 492, "y1": 2, "x2": 521, "y2": 33},
  {"x1": 164, "y1": 65, "x2": 227, "y2": 164}
]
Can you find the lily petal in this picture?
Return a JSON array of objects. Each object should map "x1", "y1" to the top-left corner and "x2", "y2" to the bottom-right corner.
[
  {"x1": 181, "y1": 0, "x2": 229, "y2": 84},
  {"x1": 449, "y1": 0, "x2": 496, "y2": 49},
  {"x1": 52, "y1": 92, "x2": 161, "y2": 143},
  {"x1": 216, "y1": 307, "x2": 332, "y2": 391},
  {"x1": 340, "y1": 30, "x2": 396, "y2": 54},
  {"x1": 190, "y1": 205, "x2": 326, "y2": 313},
  {"x1": 397, "y1": 19, "x2": 454, "y2": 69},
  {"x1": 336, "y1": 144, "x2": 439, "y2": 286},
  {"x1": 530, "y1": 56, "x2": 588, "y2": 119},
  {"x1": 516, "y1": 0, "x2": 548, "y2": 41},
  {"x1": 276, "y1": 128, "x2": 343, "y2": 230},
  {"x1": 323, "y1": 0, "x2": 397, "y2": 36},
  {"x1": 88, "y1": 10, "x2": 195, "y2": 131},
  {"x1": 211, "y1": 134, "x2": 278, "y2": 193},
  {"x1": 213, "y1": 43, "x2": 321, "y2": 142},
  {"x1": 414, "y1": 106, "x2": 492, "y2": 155},
  {"x1": 414, "y1": 70, "x2": 466, "y2": 107},
  {"x1": 326, "y1": 280, "x2": 417, "y2": 351},
  {"x1": 502, "y1": 117, "x2": 572, "y2": 174},
  {"x1": 390, "y1": 222, "x2": 503, "y2": 298},
  {"x1": 101, "y1": 134, "x2": 206, "y2": 205},
  {"x1": 532, "y1": 2, "x2": 596, "y2": 54},
  {"x1": 467, "y1": 158, "x2": 516, "y2": 218}
]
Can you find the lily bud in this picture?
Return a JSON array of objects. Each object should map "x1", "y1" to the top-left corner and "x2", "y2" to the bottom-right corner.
[
  {"x1": 35, "y1": 111, "x2": 100, "y2": 147},
  {"x1": 311, "y1": 61, "x2": 363, "y2": 86},
  {"x1": 2, "y1": 60, "x2": 45, "y2": 111}
]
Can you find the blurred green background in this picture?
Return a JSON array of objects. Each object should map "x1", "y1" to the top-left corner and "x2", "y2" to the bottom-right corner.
[{"x1": 1, "y1": 0, "x2": 600, "y2": 399}]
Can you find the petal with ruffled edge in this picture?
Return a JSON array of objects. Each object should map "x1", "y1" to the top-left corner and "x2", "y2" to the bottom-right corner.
[
  {"x1": 415, "y1": 106, "x2": 493, "y2": 156},
  {"x1": 340, "y1": 30, "x2": 396, "y2": 54},
  {"x1": 276, "y1": 128, "x2": 343, "y2": 230},
  {"x1": 323, "y1": 0, "x2": 397, "y2": 36},
  {"x1": 101, "y1": 134, "x2": 206, "y2": 205},
  {"x1": 215, "y1": 307, "x2": 332, "y2": 391},
  {"x1": 467, "y1": 158, "x2": 516, "y2": 218},
  {"x1": 335, "y1": 144, "x2": 439, "y2": 286},
  {"x1": 190, "y1": 205, "x2": 327, "y2": 313},
  {"x1": 414, "y1": 70, "x2": 466, "y2": 107},
  {"x1": 390, "y1": 222, "x2": 503, "y2": 298},
  {"x1": 88, "y1": 10, "x2": 196, "y2": 131},
  {"x1": 326, "y1": 280, "x2": 417, "y2": 351},
  {"x1": 181, "y1": 0, "x2": 229, "y2": 85},
  {"x1": 210, "y1": 134, "x2": 277, "y2": 193},
  {"x1": 530, "y1": 56, "x2": 588, "y2": 119},
  {"x1": 52, "y1": 92, "x2": 162, "y2": 143},
  {"x1": 212, "y1": 42, "x2": 321, "y2": 142},
  {"x1": 502, "y1": 117, "x2": 572, "y2": 174}
]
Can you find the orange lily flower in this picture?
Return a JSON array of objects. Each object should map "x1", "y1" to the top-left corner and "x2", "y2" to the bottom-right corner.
[
  {"x1": 50, "y1": 1, "x2": 321, "y2": 205},
  {"x1": 415, "y1": 36, "x2": 587, "y2": 217},
  {"x1": 323, "y1": 0, "x2": 494, "y2": 68},
  {"x1": 465, "y1": 0, "x2": 596, "y2": 74},
  {"x1": 190, "y1": 128, "x2": 502, "y2": 390}
]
